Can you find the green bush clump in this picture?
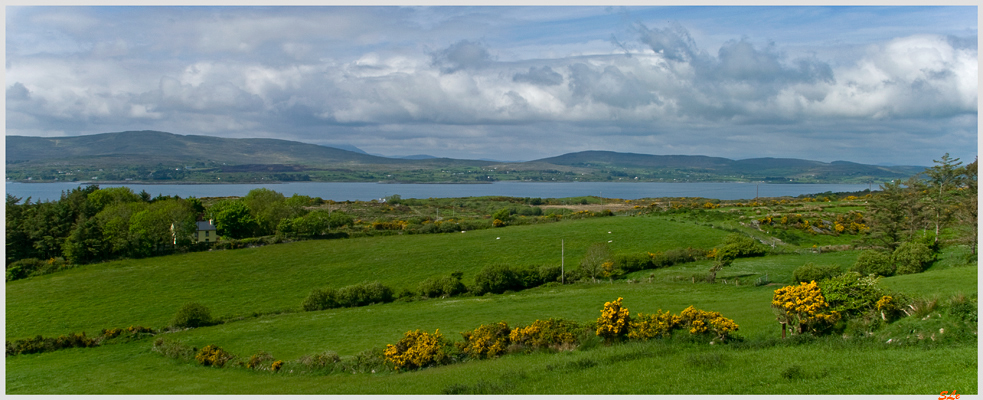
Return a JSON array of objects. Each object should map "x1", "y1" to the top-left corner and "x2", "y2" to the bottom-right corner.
[
  {"x1": 6, "y1": 332, "x2": 97, "y2": 356},
  {"x1": 170, "y1": 302, "x2": 215, "y2": 329},
  {"x1": 302, "y1": 287, "x2": 340, "y2": 311},
  {"x1": 892, "y1": 241, "x2": 934, "y2": 275},
  {"x1": 792, "y1": 263, "x2": 843, "y2": 283},
  {"x1": 5, "y1": 257, "x2": 74, "y2": 282},
  {"x1": 298, "y1": 351, "x2": 342, "y2": 372},
  {"x1": 850, "y1": 250, "x2": 894, "y2": 277},
  {"x1": 418, "y1": 272, "x2": 467, "y2": 298},
  {"x1": 719, "y1": 233, "x2": 767, "y2": 258},
  {"x1": 335, "y1": 281, "x2": 394, "y2": 307},
  {"x1": 818, "y1": 273, "x2": 896, "y2": 318},
  {"x1": 472, "y1": 264, "x2": 522, "y2": 295},
  {"x1": 650, "y1": 248, "x2": 706, "y2": 268},
  {"x1": 614, "y1": 253, "x2": 654, "y2": 273}
]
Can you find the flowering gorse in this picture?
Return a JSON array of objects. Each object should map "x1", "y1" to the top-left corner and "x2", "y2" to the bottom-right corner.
[
  {"x1": 458, "y1": 322, "x2": 511, "y2": 359},
  {"x1": 596, "y1": 297, "x2": 632, "y2": 341},
  {"x1": 508, "y1": 318, "x2": 580, "y2": 351},
  {"x1": 627, "y1": 310, "x2": 681, "y2": 340},
  {"x1": 678, "y1": 306, "x2": 739, "y2": 340},
  {"x1": 384, "y1": 329, "x2": 449, "y2": 371},
  {"x1": 772, "y1": 281, "x2": 840, "y2": 334}
]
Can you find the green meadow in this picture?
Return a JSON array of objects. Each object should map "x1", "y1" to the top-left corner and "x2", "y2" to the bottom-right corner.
[{"x1": 6, "y1": 210, "x2": 978, "y2": 394}]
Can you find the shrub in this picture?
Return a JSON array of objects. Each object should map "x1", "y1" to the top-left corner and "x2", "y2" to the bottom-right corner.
[
  {"x1": 818, "y1": 272, "x2": 888, "y2": 318},
  {"x1": 457, "y1": 322, "x2": 511, "y2": 359},
  {"x1": 596, "y1": 297, "x2": 631, "y2": 342},
  {"x1": 335, "y1": 281, "x2": 394, "y2": 307},
  {"x1": 419, "y1": 273, "x2": 468, "y2": 298},
  {"x1": 151, "y1": 338, "x2": 195, "y2": 361},
  {"x1": 246, "y1": 351, "x2": 274, "y2": 369},
  {"x1": 792, "y1": 263, "x2": 843, "y2": 283},
  {"x1": 508, "y1": 318, "x2": 582, "y2": 352},
  {"x1": 271, "y1": 360, "x2": 284, "y2": 372},
  {"x1": 851, "y1": 250, "x2": 894, "y2": 277},
  {"x1": 195, "y1": 344, "x2": 235, "y2": 367},
  {"x1": 893, "y1": 241, "x2": 934, "y2": 275},
  {"x1": 472, "y1": 264, "x2": 521, "y2": 295},
  {"x1": 298, "y1": 351, "x2": 341, "y2": 372},
  {"x1": 5, "y1": 332, "x2": 98, "y2": 356},
  {"x1": 679, "y1": 306, "x2": 740, "y2": 340},
  {"x1": 720, "y1": 233, "x2": 766, "y2": 258},
  {"x1": 170, "y1": 302, "x2": 214, "y2": 329},
  {"x1": 302, "y1": 287, "x2": 339, "y2": 311},
  {"x1": 627, "y1": 310, "x2": 681, "y2": 340},
  {"x1": 771, "y1": 281, "x2": 839, "y2": 335},
  {"x1": 615, "y1": 253, "x2": 654, "y2": 273},
  {"x1": 384, "y1": 329, "x2": 451, "y2": 371}
]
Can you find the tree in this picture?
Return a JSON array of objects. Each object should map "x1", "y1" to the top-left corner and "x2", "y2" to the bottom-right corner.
[
  {"x1": 580, "y1": 243, "x2": 612, "y2": 283},
  {"x1": 863, "y1": 178, "x2": 925, "y2": 252},
  {"x1": 956, "y1": 157, "x2": 978, "y2": 255},
  {"x1": 923, "y1": 153, "x2": 964, "y2": 246},
  {"x1": 210, "y1": 200, "x2": 257, "y2": 239}
]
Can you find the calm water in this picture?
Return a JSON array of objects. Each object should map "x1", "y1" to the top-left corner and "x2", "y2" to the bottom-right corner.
[{"x1": 5, "y1": 181, "x2": 873, "y2": 203}]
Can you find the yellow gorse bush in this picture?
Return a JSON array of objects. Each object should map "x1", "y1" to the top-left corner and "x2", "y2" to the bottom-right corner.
[
  {"x1": 384, "y1": 329, "x2": 449, "y2": 371},
  {"x1": 195, "y1": 344, "x2": 234, "y2": 367},
  {"x1": 596, "y1": 297, "x2": 632, "y2": 341},
  {"x1": 679, "y1": 305, "x2": 739, "y2": 340},
  {"x1": 508, "y1": 319, "x2": 579, "y2": 351},
  {"x1": 627, "y1": 310, "x2": 681, "y2": 340},
  {"x1": 458, "y1": 322, "x2": 511, "y2": 359},
  {"x1": 771, "y1": 281, "x2": 840, "y2": 334}
]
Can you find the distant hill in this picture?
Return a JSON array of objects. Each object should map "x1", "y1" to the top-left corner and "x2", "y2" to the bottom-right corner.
[{"x1": 6, "y1": 131, "x2": 925, "y2": 184}]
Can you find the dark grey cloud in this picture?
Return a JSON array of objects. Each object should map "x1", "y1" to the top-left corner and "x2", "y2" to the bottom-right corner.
[
  {"x1": 432, "y1": 40, "x2": 494, "y2": 73},
  {"x1": 512, "y1": 66, "x2": 563, "y2": 86},
  {"x1": 6, "y1": 82, "x2": 31, "y2": 102}
]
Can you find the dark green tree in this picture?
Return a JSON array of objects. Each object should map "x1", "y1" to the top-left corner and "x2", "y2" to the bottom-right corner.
[
  {"x1": 923, "y1": 153, "x2": 964, "y2": 246},
  {"x1": 210, "y1": 200, "x2": 257, "y2": 239}
]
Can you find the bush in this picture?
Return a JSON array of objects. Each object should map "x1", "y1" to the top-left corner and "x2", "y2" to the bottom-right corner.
[
  {"x1": 719, "y1": 234, "x2": 767, "y2": 258},
  {"x1": 627, "y1": 310, "x2": 681, "y2": 340},
  {"x1": 472, "y1": 264, "x2": 521, "y2": 295},
  {"x1": 508, "y1": 318, "x2": 582, "y2": 352},
  {"x1": 335, "y1": 281, "x2": 394, "y2": 307},
  {"x1": 679, "y1": 306, "x2": 740, "y2": 341},
  {"x1": 817, "y1": 272, "x2": 889, "y2": 318},
  {"x1": 615, "y1": 253, "x2": 654, "y2": 273},
  {"x1": 792, "y1": 263, "x2": 843, "y2": 283},
  {"x1": 246, "y1": 351, "x2": 274, "y2": 369},
  {"x1": 771, "y1": 281, "x2": 838, "y2": 335},
  {"x1": 893, "y1": 241, "x2": 934, "y2": 275},
  {"x1": 298, "y1": 351, "x2": 342, "y2": 372},
  {"x1": 195, "y1": 344, "x2": 235, "y2": 367},
  {"x1": 170, "y1": 302, "x2": 215, "y2": 329},
  {"x1": 596, "y1": 297, "x2": 631, "y2": 342},
  {"x1": 851, "y1": 250, "x2": 894, "y2": 277},
  {"x1": 302, "y1": 287, "x2": 339, "y2": 311},
  {"x1": 384, "y1": 330, "x2": 451, "y2": 371},
  {"x1": 5, "y1": 332, "x2": 98, "y2": 356},
  {"x1": 418, "y1": 273, "x2": 468, "y2": 298},
  {"x1": 457, "y1": 322, "x2": 511, "y2": 359},
  {"x1": 651, "y1": 248, "x2": 706, "y2": 268}
]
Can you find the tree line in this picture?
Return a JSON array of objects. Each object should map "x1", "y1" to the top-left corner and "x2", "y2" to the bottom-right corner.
[{"x1": 5, "y1": 187, "x2": 352, "y2": 279}]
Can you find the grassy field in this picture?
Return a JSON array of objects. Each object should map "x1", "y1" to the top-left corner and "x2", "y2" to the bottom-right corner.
[{"x1": 6, "y1": 208, "x2": 978, "y2": 394}]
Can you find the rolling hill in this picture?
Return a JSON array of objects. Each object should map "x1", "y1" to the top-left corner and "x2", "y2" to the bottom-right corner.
[{"x1": 6, "y1": 131, "x2": 925, "y2": 184}]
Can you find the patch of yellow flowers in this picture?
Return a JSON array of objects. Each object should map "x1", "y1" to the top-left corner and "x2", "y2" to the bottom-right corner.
[
  {"x1": 772, "y1": 281, "x2": 840, "y2": 334},
  {"x1": 384, "y1": 329, "x2": 449, "y2": 371},
  {"x1": 458, "y1": 322, "x2": 511, "y2": 359}
]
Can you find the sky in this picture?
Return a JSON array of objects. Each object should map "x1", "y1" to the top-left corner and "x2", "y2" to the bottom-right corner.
[{"x1": 5, "y1": 6, "x2": 979, "y2": 166}]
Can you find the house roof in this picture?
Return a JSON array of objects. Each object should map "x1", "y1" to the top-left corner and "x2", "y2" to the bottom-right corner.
[{"x1": 197, "y1": 221, "x2": 216, "y2": 231}]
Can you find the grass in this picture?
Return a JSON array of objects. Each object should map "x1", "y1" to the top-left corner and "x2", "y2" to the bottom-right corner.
[
  {"x1": 6, "y1": 212, "x2": 978, "y2": 394},
  {"x1": 5, "y1": 215, "x2": 729, "y2": 339}
]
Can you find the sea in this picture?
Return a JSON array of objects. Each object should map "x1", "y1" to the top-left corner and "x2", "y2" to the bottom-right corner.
[{"x1": 5, "y1": 181, "x2": 875, "y2": 203}]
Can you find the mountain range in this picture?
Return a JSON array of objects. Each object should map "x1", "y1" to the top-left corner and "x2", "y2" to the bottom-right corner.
[{"x1": 6, "y1": 130, "x2": 925, "y2": 184}]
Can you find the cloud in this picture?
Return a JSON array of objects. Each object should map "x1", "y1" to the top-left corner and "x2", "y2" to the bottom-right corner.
[
  {"x1": 4, "y1": 7, "x2": 976, "y2": 165},
  {"x1": 512, "y1": 66, "x2": 564, "y2": 86},
  {"x1": 432, "y1": 40, "x2": 494, "y2": 73}
]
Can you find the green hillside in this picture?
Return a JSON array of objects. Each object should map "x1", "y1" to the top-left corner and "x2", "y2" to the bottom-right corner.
[{"x1": 6, "y1": 131, "x2": 923, "y2": 183}]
